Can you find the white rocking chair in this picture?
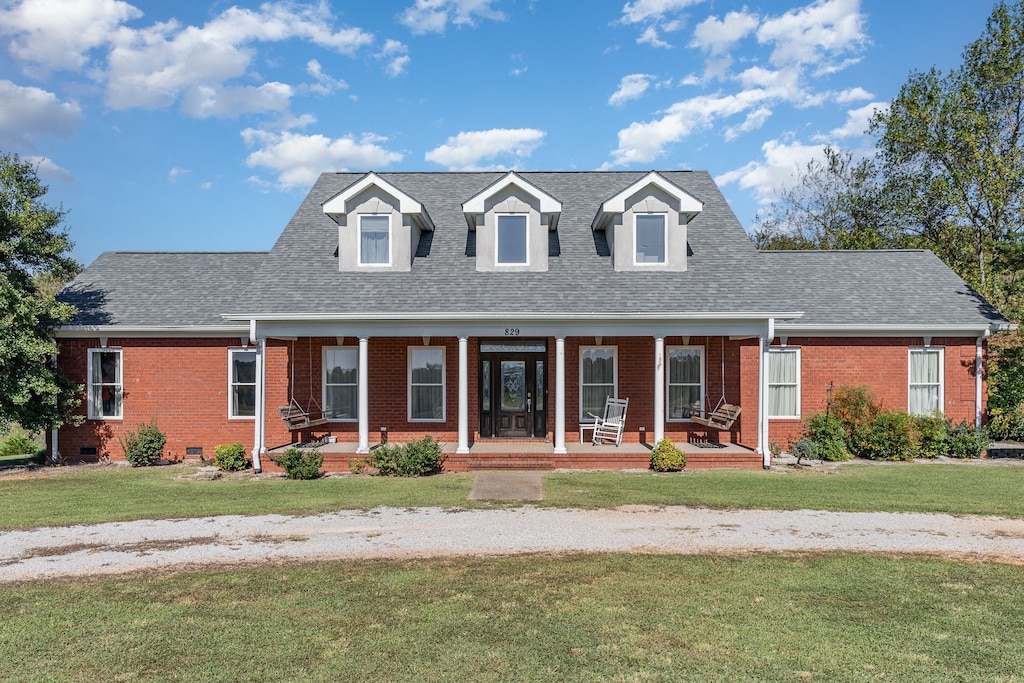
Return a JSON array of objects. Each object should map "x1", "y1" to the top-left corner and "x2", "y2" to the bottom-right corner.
[{"x1": 589, "y1": 397, "x2": 629, "y2": 446}]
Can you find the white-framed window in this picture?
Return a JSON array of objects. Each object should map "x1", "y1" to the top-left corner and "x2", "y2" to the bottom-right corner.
[
  {"x1": 634, "y1": 213, "x2": 666, "y2": 264},
  {"x1": 228, "y1": 349, "x2": 257, "y2": 419},
  {"x1": 409, "y1": 347, "x2": 445, "y2": 422},
  {"x1": 359, "y1": 214, "x2": 391, "y2": 265},
  {"x1": 87, "y1": 348, "x2": 122, "y2": 419},
  {"x1": 768, "y1": 348, "x2": 801, "y2": 419},
  {"x1": 667, "y1": 346, "x2": 704, "y2": 421},
  {"x1": 323, "y1": 346, "x2": 358, "y2": 421},
  {"x1": 909, "y1": 347, "x2": 944, "y2": 415},
  {"x1": 580, "y1": 346, "x2": 617, "y2": 421},
  {"x1": 497, "y1": 214, "x2": 528, "y2": 265}
]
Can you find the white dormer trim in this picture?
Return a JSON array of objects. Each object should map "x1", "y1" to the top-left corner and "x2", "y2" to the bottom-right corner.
[
  {"x1": 592, "y1": 171, "x2": 703, "y2": 230},
  {"x1": 462, "y1": 171, "x2": 561, "y2": 231},
  {"x1": 322, "y1": 172, "x2": 434, "y2": 231}
]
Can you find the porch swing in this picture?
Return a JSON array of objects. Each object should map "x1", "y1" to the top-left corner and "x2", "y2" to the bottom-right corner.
[
  {"x1": 689, "y1": 337, "x2": 742, "y2": 431},
  {"x1": 276, "y1": 340, "x2": 330, "y2": 430}
]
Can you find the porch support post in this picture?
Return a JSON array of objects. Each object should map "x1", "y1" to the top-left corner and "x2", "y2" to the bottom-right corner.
[
  {"x1": 50, "y1": 352, "x2": 59, "y2": 464},
  {"x1": 758, "y1": 335, "x2": 769, "y2": 469},
  {"x1": 654, "y1": 336, "x2": 665, "y2": 444},
  {"x1": 457, "y1": 336, "x2": 470, "y2": 454},
  {"x1": 357, "y1": 336, "x2": 370, "y2": 454},
  {"x1": 251, "y1": 337, "x2": 265, "y2": 473},
  {"x1": 976, "y1": 330, "x2": 989, "y2": 429},
  {"x1": 554, "y1": 336, "x2": 567, "y2": 454}
]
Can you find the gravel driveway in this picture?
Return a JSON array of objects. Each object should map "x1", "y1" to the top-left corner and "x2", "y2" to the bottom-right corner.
[{"x1": 3, "y1": 505, "x2": 1024, "y2": 582}]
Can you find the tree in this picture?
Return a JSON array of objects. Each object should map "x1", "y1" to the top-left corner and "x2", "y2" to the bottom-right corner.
[{"x1": 0, "y1": 152, "x2": 82, "y2": 433}]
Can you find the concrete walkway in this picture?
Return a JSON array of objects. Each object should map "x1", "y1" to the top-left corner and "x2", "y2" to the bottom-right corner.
[{"x1": 469, "y1": 471, "x2": 545, "y2": 500}]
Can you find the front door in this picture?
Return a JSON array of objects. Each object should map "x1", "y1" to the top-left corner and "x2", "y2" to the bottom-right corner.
[
  {"x1": 479, "y1": 341, "x2": 547, "y2": 439},
  {"x1": 498, "y1": 356, "x2": 532, "y2": 437}
]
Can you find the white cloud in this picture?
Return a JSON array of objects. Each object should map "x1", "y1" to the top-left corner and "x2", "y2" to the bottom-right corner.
[
  {"x1": 690, "y1": 10, "x2": 758, "y2": 55},
  {"x1": 835, "y1": 86, "x2": 873, "y2": 103},
  {"x1": 757, "y1": 0, "x2": 866, "y2": 70},
  {"x1": 0, "y1": 80, "x2": 82, "y2": 149},
  {"x1": 306, "y1": 59, "x2": 348, "y2": 94},
  {"x1": 379, "y1": 39, "x2": 410, "y2": 77},
  {"x1": 425, "y1": 128, "x2": 545, "y2": 171},
  {"x1": 716, "y1": 138, "x2": 826, "y2": 204},
  {"x1": 399, "y1": 0, "x2": 504, "y2": 35},
  {"x1": 822, "y1": 101, "x2": 887, "y2": 139},
  {"x1": 620, "y1": 0, "x2": 704, "y2": 25},
  {"x1": 637, "y1": 25, "x2": 671, "y2": 48},
  {"x1": 0, "y1": 0, "x2": 140, "y2": 73},
  {"x1": 724, "y1": 106, "x2": 772, "y2": 141},
  {"x1": 242, "y1": 128, "x2": 403, "y2": 189},
  {"x1": 25, "y1": 155, "x2": 73, "y2": 183},
  {"x1": 609, "y1": 74, "x2": 653, "y2": 106},
  {"x1": 167, "y1": 166, "x2": 190, "y2": 183}
]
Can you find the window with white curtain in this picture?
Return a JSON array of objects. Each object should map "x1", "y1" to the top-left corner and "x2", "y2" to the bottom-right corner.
[
  {"x1": 228, "y1": 349, "x2": 257, "y2": 419},
  {"x1": 88, "y1": 348, "x2": 122, "y2": 419},
  {"x1": 580, "y1": 347, "x2": 617, "y2": 420},
  {"x1": 323, "y1": 347, "x2": 358, "y2": 421},
  {"x1": 359, "y1": 214, "x2": 390, "y2": 265},
  {"x1": 909, "y1": 348, "x2": 943, "y2": 415},
  {"x1": 667, "y1": 346, "x2": 703, "y2": 420},
  {"x1": 409, "y1": 347, "x2": 445, "y2": 421},
  {"x1": 768, "y1": 348, "x2": 800, "y2": 418}
]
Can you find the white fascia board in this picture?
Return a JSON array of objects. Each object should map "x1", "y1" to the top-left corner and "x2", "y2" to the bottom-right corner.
[
  {"x1": 774, "y1": 323, "x2": 1010, "y2": 337},
  {"x1": 54, "y1": 325, "x2": 248, "y2": 338},
  {"x1": 461, "y1": 171, "x2": 562, "y2": 214},
  {"x1": 593, "y1": 171, "x2": 703, "y2": 229},
  {"x1": 322, "y1": 172, "x2": 434, "y2": 230},
  {"x1": 225, "y1": 310, "x2": 803, "y2": 323}
]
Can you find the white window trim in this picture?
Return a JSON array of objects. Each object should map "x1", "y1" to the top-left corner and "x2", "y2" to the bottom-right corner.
[
  {"x1": 496, "y1": 213, "x2": 529, "y2": 266},
  {"x1": 408, "y1": 346, "x2": 446, "y2": 423},
  {"x1": 767, "y1": 347, "x2": 801, "y2": 419},
  {"x1": 87, "y1": 347, "x2": 123, "y2": 420},
  {"x1": 323, "y1": 346, "x2": 358, "y2": 423},
  {"x1": 579, "y1": 345, "x2": 618, "y2": 422},
  {"x1": 227, "y1": 348, "x2": 257, "y2": 420},
  {"x1": 908, "y1": 347, "x2": 944, "y2": 416},
  {"x1": 633, "y1": 213, "x2": 667, "y2": 266},
  {"x1": 666, "y1": 345, "x2": 705, "y2": 423},
  {"x1": 358, "y1": 213, "x2": 392, "y2": 267}
]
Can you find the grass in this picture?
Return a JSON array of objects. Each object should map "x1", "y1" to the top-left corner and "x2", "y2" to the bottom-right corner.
[
  {"x1": 3, "y1": 461, "x2": 1024, "y2": 530},
  {"x1": 1, "y1": 553, "x2": 1022, "y2": 682}
]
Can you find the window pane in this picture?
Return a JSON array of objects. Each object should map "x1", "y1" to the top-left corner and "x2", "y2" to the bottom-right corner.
[
  {"x1": 482, "y1": 361, "x2": 490, "y2": 411},
  {"x1": 910, "y1": 351, "x2": 939, "y2": 384},
  {"x1": 769, "y1": 350, "x2": 797, "y2": 384},
  {"x1": 325, "y1": 349, "x2": 358, "y2": 383},
  {"x1": 635, "y1": 214, "x2": 665, "y2": 263},
  {"x1": 668, "y1": 385, "x2": 701, "y2": 419},
  {"x1": 411, "y1": 349, "x2": 444, "y2": 383},
  {"x1": 909, "y1": 386, "x2": 939, "y2": 415},
  {"x1": 233, "y1": 386, "x2": 256, "y2": 417},
  {"x1": 326, "y1": 385, "x2": 357, "y2": 419},
  {"x1": 769, "y1": 385, "x2": 797, "y2": 417},
  {"x1": 582, "y1": 349, "x2": 615, "y2": 384},
  {"x1": 669, "y1": 349, "x2": 701, "y2": 383},
  {"x1": 500, "y1": 361, "x2": 526, "y2": 410},
  {"x1": 497, "y1": 215, "x2": 527, "y2": 264},
  {"x1": 411, "y1": 386, "x2": 443, "y2": 419},
  {"x1": 535, "y1": 360, "x2": 544, "y2": 410},
  {"x1": 93, "y1": 351, "x2": 120, "y2": 384},
  {"x1": 360, "y1": 215, "x2": 389, "y2": 264},
  {"x1": 232, "y1": 351, "x2": 257, "y2": 384},
  {"x1": 94, "y1": 385, "x2": 121, "y2": 417},
  {"x1": 582, "y1": 385, "x2": 614, "y2": 419}
]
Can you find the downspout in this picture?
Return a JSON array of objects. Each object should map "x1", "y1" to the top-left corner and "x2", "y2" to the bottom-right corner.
[
  {"x1": 976, "y1": 329, "x2": 990, "y2": 429},
  {"x1": 50, "y1": 350, "x2": 59, "y2": 464},
  {"x1": 759, "y1": 319, "x2": 775, "y2": 470}
]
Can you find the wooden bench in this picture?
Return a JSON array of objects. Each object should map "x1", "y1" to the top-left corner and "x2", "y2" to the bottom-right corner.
[
  {"x1": 277, "y1": 399, "x2": 330, "y2": 430},
  {"x1": 690, "y1": 402, "x2": 741, "y2": 430}
]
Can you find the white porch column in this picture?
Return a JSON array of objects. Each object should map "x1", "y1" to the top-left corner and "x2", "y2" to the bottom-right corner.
[
  {"x1": 554, "y1": 336, "x2": 567, "y2": 454},
  {"x1": 758, "y1": 336, "x2": 770, "y2": 469},
  {"x1": 251, "y1": 337, "x2": 265, "y2": 473},
  {"x1": 457, "y1": 336, "x2": 470, "y2": 454},
  {"x1": 357, "y1": 336, "x2": 370, "y2": 454},
  {"x1": 654, "y1": 336, "x2": 665, "y2": 444},
  {"x1": 976, "y1": 330, "x2": 989, "y2": 429}
]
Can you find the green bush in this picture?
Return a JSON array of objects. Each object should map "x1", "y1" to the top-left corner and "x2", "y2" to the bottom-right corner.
[
  {"x1": 214, "y1": 442, "x2": 249, "y2": 471},
  {"x1": 119, "y1": 420, "x2": 167, "y2": 467},
  {"x1": 947, "y1": 421, "x2": 990, "y2": 459},
  {"x1": 862, "y1": 410, "x2": 919, "y2": 461},
  {"x1": 801, "y1": 413, "x2": 851, "y2": 461},
  {"x1": 792, "y1": 438, "x2": 817, "y2": 464},
  {"x1": 650, "y1": 438, "x2": 686, "y2": 472},
  {"x1": 0, "y1": 433, "x2": 37, "y2": 458},
  {"x1": 830, "y1": 384, "x2": 881, "y2": 457},
  {"x1": 913, "y1": 412, "x2": 949, "y2": 459},
  {"x1": 369, "y1": 436, "x2": 445, "y2": 476},
  {"x1": 270, "y1": 447, "x2": 323, "y2": 479}
]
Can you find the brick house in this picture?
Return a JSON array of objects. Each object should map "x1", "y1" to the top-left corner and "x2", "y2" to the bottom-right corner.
[{"x1": 53, "y1": 170, "x2": 1010, "y2": 471}]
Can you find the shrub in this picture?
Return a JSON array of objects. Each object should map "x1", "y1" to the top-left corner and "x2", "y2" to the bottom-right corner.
[
  {"x1": 862, "y1": 410, "x2": 918, "y2": 461},
  {"x1": 948, "y1": 421, "x2": 990, "y2": 459},
  {"x1": 214, "y1": 442, "x2": 249, "y2": 471},
  {"x1": 830, "y1": 384, "x2": 881, "y2": 457},
  {"x1": 792, "y1": 438, "x2": 817, "y2": 464},
  {"x1": 119, "y1": 420, "x2": 167, "y2": 467},
  {"x1": 650, "y1": 438, "x2": 686, "y2": 472},
  {"x1": 270, "y1": 447, "x2": 323, "y2": 479},
  {"x1": 913, "y1": 412, "x2": 949, "y2": 459},
  {"x1": 0, "y1": 433, "x2": 37, "y2": 458},
  {"x1": 801, "y1": 413, "x2": 851, "y2": 461},
  {"x1": 369, "y1": 436, "x2": 445, "y2": 476},
  {"x1": 769, "y1": 442, "x2": 782, "y2": 460}
]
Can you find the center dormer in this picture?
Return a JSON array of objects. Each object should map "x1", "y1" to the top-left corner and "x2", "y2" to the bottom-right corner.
[
  {"x1": 462, "y1": 171, "x2": 561, "y2": 272},
  {"x1": 322, "y1": 173, "x2": 434, "y2": 272}
]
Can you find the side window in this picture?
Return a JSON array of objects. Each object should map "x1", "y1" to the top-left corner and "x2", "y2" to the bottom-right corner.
[
  {"x1": 580, "y1": 346, "x2": 617, "y2": 420},
  {"x1": 88, "y1": 348, "x2": 123, "y2": 419},
  {"x1": 667, "y1": 346, "x2": 703, "y2": 421},
  {"x1": 229, "y1": 349, "x2": 257, "y2": 418},
  {"x1": 634, "y1": 214, "x2": 666, "y2": 264},
  {"x1": 324, "y1": 347, "x2": 358, "y2": 421},
  {"x1": 909, "y1": 348, "x2": 943, "y2": 415},
  {"x1": 497, "y1": 214, "x2": 528, "y2": 265},
  {"x1": 767, "y1": 348, "x2": 800, "y2": 419},
  {"x1": 359, "y1": 214, "x2": 390, "y2": 265},
  {"x1": 409, "y1": 347, "x2": 445, "y2": 421}
]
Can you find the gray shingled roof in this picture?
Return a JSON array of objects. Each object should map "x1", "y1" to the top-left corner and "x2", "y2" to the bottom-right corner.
[
  {"x1": 58, "y1": 172, "x2": 1008, "y2": 330},
  {"x1": 761, "y1": 250, "x2": 1005, "y2": 328},
  {"x1": 61, "y1": 252, "x2": 266, "y2": 326}
]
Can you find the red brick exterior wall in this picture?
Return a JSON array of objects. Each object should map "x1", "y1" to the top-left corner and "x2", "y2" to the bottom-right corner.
[{"x1": 54, "y1": 334, "x2": 985, "y2": 467}]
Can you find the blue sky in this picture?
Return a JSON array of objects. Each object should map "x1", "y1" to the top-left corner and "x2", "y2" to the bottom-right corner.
[{"x1": 0, "y1": 0, "x2": 994, "y2": 265}]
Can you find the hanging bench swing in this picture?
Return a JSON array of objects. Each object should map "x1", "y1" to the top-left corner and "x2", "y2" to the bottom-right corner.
[
  {"x1": 689, "y1": 337, "x2": 742, "y2": 431},
  {"x1": 276, "y1": 340, "x2": 330, "y2": 430}
]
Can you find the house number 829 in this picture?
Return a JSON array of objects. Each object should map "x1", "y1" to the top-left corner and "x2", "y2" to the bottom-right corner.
[{"x1": 504, "y1": 328, "x2": 520, "y2": 336}]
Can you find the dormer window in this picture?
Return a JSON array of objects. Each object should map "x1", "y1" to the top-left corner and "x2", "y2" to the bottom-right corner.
[
  {"x1": 497, "y1": 215, "x2": 528, "y2": 265},
  {"x1": 634, "y1": 214, "x2": 666, "y2": 264},
  {"x1": 359, "y1": 215, "x2": 390, "y2": 266}
]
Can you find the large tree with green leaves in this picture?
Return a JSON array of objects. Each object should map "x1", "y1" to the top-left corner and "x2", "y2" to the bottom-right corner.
[{"x1": 0, "y1": 152, "x2": 82, "y2": 433}]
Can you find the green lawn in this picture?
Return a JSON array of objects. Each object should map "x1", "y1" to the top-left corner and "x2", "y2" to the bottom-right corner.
[
  {"x1": 2, "y1": 553, "x2": 1022, "y2": 682},
  {"x1": 2, "y1": 461, "x2": 1024, "y2": 529}
]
